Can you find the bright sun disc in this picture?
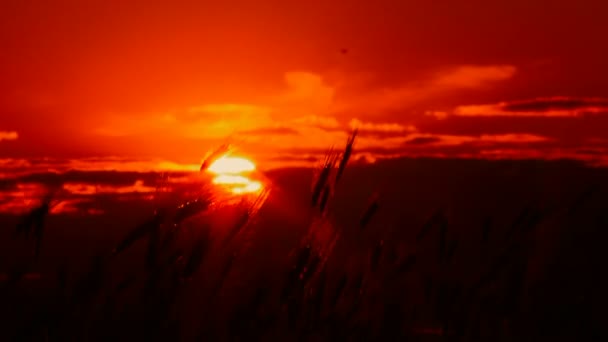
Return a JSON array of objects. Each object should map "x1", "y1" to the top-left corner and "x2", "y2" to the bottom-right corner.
[
  {"x1": 206, "y1": 155, "x2": 262, "y2": 195},
  {"x1": 207, "y1": 156, "x2": 256, "y2": 174}
]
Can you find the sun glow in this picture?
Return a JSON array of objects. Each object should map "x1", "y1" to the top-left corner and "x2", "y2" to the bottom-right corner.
[
  {"x1": 205, "y1": 156, "x2": 262, "y2": 195},
  {"x1": 207, "y1": 156, "x2": 256, "y2": 174}
]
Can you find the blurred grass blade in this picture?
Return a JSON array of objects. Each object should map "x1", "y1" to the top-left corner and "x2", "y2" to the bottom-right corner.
[
  {"x1": 360, "y1": 193, "x2": 379, "y2": 229},
  {"x1": 312, "y1": 150, "x2": 337, "y2": 207},
  {"x1": 113, "y1": 211, "x2": 164, "y2": 255},
  {"x1": 335, "y1": 128, "x2": 357, "y2": 184},
  {"x1": 182, "y1": 228, "x2": 211, "y2": 279}
]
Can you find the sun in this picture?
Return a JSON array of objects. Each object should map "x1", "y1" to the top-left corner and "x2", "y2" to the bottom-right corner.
[
  {"x1": 207, "y1": 156, "x2": 256, "y2": 174},
  {"x1": 205, "y1": 155, "x2": 263, "y2": 195}
]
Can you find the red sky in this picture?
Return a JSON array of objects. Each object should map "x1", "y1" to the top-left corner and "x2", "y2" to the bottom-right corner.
[{"x1": 1, "y1": 0, "x2": 608, "y2": 167}]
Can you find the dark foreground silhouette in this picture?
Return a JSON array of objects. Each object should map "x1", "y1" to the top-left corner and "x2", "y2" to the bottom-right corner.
[{"x1": 1, "y1": 158, "x2": 607, "y2": 341}]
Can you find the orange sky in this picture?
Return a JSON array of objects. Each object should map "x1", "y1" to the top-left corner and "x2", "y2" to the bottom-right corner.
[{"x1": 1, "y1": 0, "x2": 607, "y2": 166}]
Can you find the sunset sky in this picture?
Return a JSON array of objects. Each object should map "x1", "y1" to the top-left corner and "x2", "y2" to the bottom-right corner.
[{"x1": 1, "y1": 0, "x2": 608, "y2": 169}]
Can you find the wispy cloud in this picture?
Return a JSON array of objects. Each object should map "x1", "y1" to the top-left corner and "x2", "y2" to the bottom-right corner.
[
  {"x1": 292, "y1": 115, "x2": 341, "y2": 130},
  {"x1": 93, "y1": 65, "x2": 517, "y2": 147},
  {"x1": 449, "y1": 97, "x2": 608, "y2": 118},
  {"x1": 433, "y1": 65, "x2": 516, "y2": 88},
  {"x1": 277, "y1": 72, "x2": 335, "y2": 113},
  {"x1": 0, "y1": 157, "x2": 200, "y2": 175},
  {"x1": 0, "y1": 131, "x2": 18, "y2": 141},
  {"x1": 349, "y1": 118, "x2": 416, "y2": 133},
  {"x1": 336, "y1": 64, "x2": 517, "y2": 114},
  {"x1": 404, "y1": 133, "x2": 551, "y2": 146},
  {"x1": 237, "y1": 127, "x2": 300, "y2": 136},
  {"x1": 84, "y1": 68, "x2": 607, "y2": 169},
  {"x1": 62, "y1": 180, "x2": 156, "y2": 195},
  {"x1": 0, "y1": 172, "x2": 186, "y2": 215}
]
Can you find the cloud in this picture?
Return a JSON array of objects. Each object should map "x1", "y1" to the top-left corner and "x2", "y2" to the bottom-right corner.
[
  {"x1": 476, "y1": 134, "x2": 551, "y2": 144},
  {"x1": 420, "y1": 97, "x2": 608, "y2": 155},
  {"x1": 279, "y1": 72, "x2": 335, "y2": 111},
  {"x1": 0, "y1": 131, "x2": 18, "y2": 141},
  {"x1": 402, "y1": 133, "x2": 551, "y2": 147},
  {"x1": 94, "y1": 112, "x2": 181, "y2": 137},
  {"x1": 96, "y1": 106, "x2": 276, "y2": 141},
  {"x1": 425, "y1": 111, "x2": 449, "y2": 120},
  {"x1": 0, "y1": 157, "x2": 201, "y2": 176},
  {"x1": 238, "y1": 126, "x2": 300, "y2": 136},
  {"x1": 0, "y1": 180, "x2": 135, "y2": 215},
  {"x1": 336, "y1": 64, "x2": 517, "y2": 114},
  {"x1": 452, "y1": 97, "x2": 608, "y2": 118},
  {"x1": 95, "y1": 65, "x2": 517, "y2": 142},
  {"x1": 0, "y1": 182, "x2": 48, "y2": 214},
  {"x1": 62, "y1": 180, "x2": 156, "y2": 195},
  {"x1": 433, "y1": 65, "x2": 516, "y2": 88},
  {"x1": 182, "y1": 104, "x2": 274, "y2": 139},
  {"x1": 92, "y1": 67, "x2": 608, "y2": 168},
  {"x1": 349, "y1": 118, "x2": 416, "y2": 133},
  {"x1": 90, "y1": 66, "x2": 521, "y2": 164},
  {"x1": 49, "y1": 199, "x2": 104, "y2": 216},
  {"x1": 95, "y1": 71, "x2": 336, "y2": 142},
  {"x1": 292, "y1": 115, "x2": 341, "y2": 130},
  {"x1": 502, "y1": 97, "x2": 608, "y2": 113},
  {"x1": 188, "y1": 104, "x2": 268, "y2": 115},
  {"x1": 270, "y1": 131, "x2": 549, "y2": 162},
  {"x1": 342, "y1": 132, "x2": 577, "y2": 166},
  {"x1": 0, "y1": 171, "x2": 198, "y2": 214},
  {"x1": 405, "y1": 137, "x2": 442, "y2": 145}
]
